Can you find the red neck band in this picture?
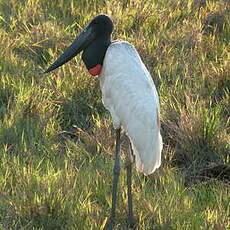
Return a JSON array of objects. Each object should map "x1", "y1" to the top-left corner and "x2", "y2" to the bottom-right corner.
[{"x1": 88, "y1": 64, "x2": 102, "y2": 76}]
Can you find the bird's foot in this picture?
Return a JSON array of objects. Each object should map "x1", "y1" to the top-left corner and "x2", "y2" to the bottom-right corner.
[
  {"x1": 103, "y1": 217, "x2": 115, "y2": 230},
  {"x1": 126, "y1": 216, "x2": 137, "y2": 229}
]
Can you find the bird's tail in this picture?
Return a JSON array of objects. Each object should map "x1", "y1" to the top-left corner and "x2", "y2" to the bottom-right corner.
[{"x1": 131, "y1": 131, "x2": 162, "y2": 176}]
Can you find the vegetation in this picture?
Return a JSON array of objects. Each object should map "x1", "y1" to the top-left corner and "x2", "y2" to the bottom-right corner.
[{"x1": 0, "y1": 0, "x2": 229, "y2": 229}]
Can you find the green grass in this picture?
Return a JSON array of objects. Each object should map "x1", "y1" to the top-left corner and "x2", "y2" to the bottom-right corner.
[{"x1": 0, "y1": 0, "x2": 229, "y2": 229}]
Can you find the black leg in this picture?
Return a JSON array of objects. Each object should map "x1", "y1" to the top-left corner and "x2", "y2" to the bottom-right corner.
[
  {"x1": 126, "y1": 143, "x2": 136, "y2": 229},
  {"x1": 104, "y1": 128, "x2": 121, "y2": 230}
]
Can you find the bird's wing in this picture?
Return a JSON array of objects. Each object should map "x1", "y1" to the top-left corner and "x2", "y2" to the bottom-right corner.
[{"x1": 99, "y1": 40, "x2": 162, "y2": 175}]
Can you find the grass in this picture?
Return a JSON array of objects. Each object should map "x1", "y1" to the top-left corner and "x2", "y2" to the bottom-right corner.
[{"x1": 0, "y1": 0, "x2": 229, "y2": 229}]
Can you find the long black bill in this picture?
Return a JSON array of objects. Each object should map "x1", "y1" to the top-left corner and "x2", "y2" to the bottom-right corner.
[{"x1": 44, "y1": 26, "x2": 96, "y2": 73}]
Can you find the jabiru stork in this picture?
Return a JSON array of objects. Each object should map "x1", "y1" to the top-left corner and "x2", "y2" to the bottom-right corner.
[{"x1": 44, "y1": 14, "x2": 163, "y2": 230}]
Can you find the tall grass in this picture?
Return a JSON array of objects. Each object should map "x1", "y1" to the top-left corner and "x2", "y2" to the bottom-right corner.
[{"x1": 0, "y1": 0, "x2": 229, "y2": 229}]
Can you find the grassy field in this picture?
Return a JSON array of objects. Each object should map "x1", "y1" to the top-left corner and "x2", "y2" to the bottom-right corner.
[{"x1": 0, "y1": 0, "x2": 229, "y2": 229}]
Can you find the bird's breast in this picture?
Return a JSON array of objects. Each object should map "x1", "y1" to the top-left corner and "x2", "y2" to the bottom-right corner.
[{"x1": 99, "y1": 40, "x2": 160, "y2": 127}]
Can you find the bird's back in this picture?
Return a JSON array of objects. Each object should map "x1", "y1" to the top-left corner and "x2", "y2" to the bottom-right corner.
[{"x1": 99, "y1": 40, "x2": 162, "y2": 175}]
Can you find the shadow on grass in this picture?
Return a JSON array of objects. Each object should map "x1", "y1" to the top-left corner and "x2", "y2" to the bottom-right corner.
[
  {"x1": 56, "y1": 83, "x2": 108, "y2": 132},
  {"x1": 2, "y1": 213, "x2": 71, "y2": 230},
  {"x1": 13, "y1": 45, "x2": 52, "y2": 67},
  {"x1": 0, "y1": 115, "x2": 46, "y2": 155}
]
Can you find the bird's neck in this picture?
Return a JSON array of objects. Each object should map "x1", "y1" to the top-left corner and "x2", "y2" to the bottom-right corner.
[{"x1": 82, "y1": 34, "x2": 111, "y2": 76}]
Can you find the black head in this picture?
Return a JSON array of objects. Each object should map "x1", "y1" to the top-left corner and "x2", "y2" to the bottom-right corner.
[
  {"x1": 87, "y1": 14, "x2": 113, "y2": 37},
  {"x1": 44, "y1": 14, "x2": 113, "y2": 75}
]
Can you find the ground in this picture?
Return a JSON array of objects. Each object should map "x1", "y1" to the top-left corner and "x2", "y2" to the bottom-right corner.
[{"x1": 0, "y1": 0, "x2": 229, "y2": 229}]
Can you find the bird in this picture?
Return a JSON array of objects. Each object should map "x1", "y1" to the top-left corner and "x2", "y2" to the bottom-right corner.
[{"x1": 44, "y1": 14, "x2": 163, "y2": 230}]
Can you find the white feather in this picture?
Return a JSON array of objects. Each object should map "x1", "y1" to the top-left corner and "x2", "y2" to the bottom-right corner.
[{"x1": 99, "y1": 40, "x2": 163, "y2": 175}]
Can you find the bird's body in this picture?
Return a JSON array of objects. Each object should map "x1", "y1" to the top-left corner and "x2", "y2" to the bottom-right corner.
[
  {"x1": 44, "y1": 14, "x2": 163, "y2": 229},
  {"x1": 100, "y1": 40, "x2": 162, "y2": 175}
]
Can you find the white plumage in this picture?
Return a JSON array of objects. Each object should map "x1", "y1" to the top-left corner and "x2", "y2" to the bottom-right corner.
[{"x1": 99, "y1": 40, "x2": 163, "y2": 175}]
